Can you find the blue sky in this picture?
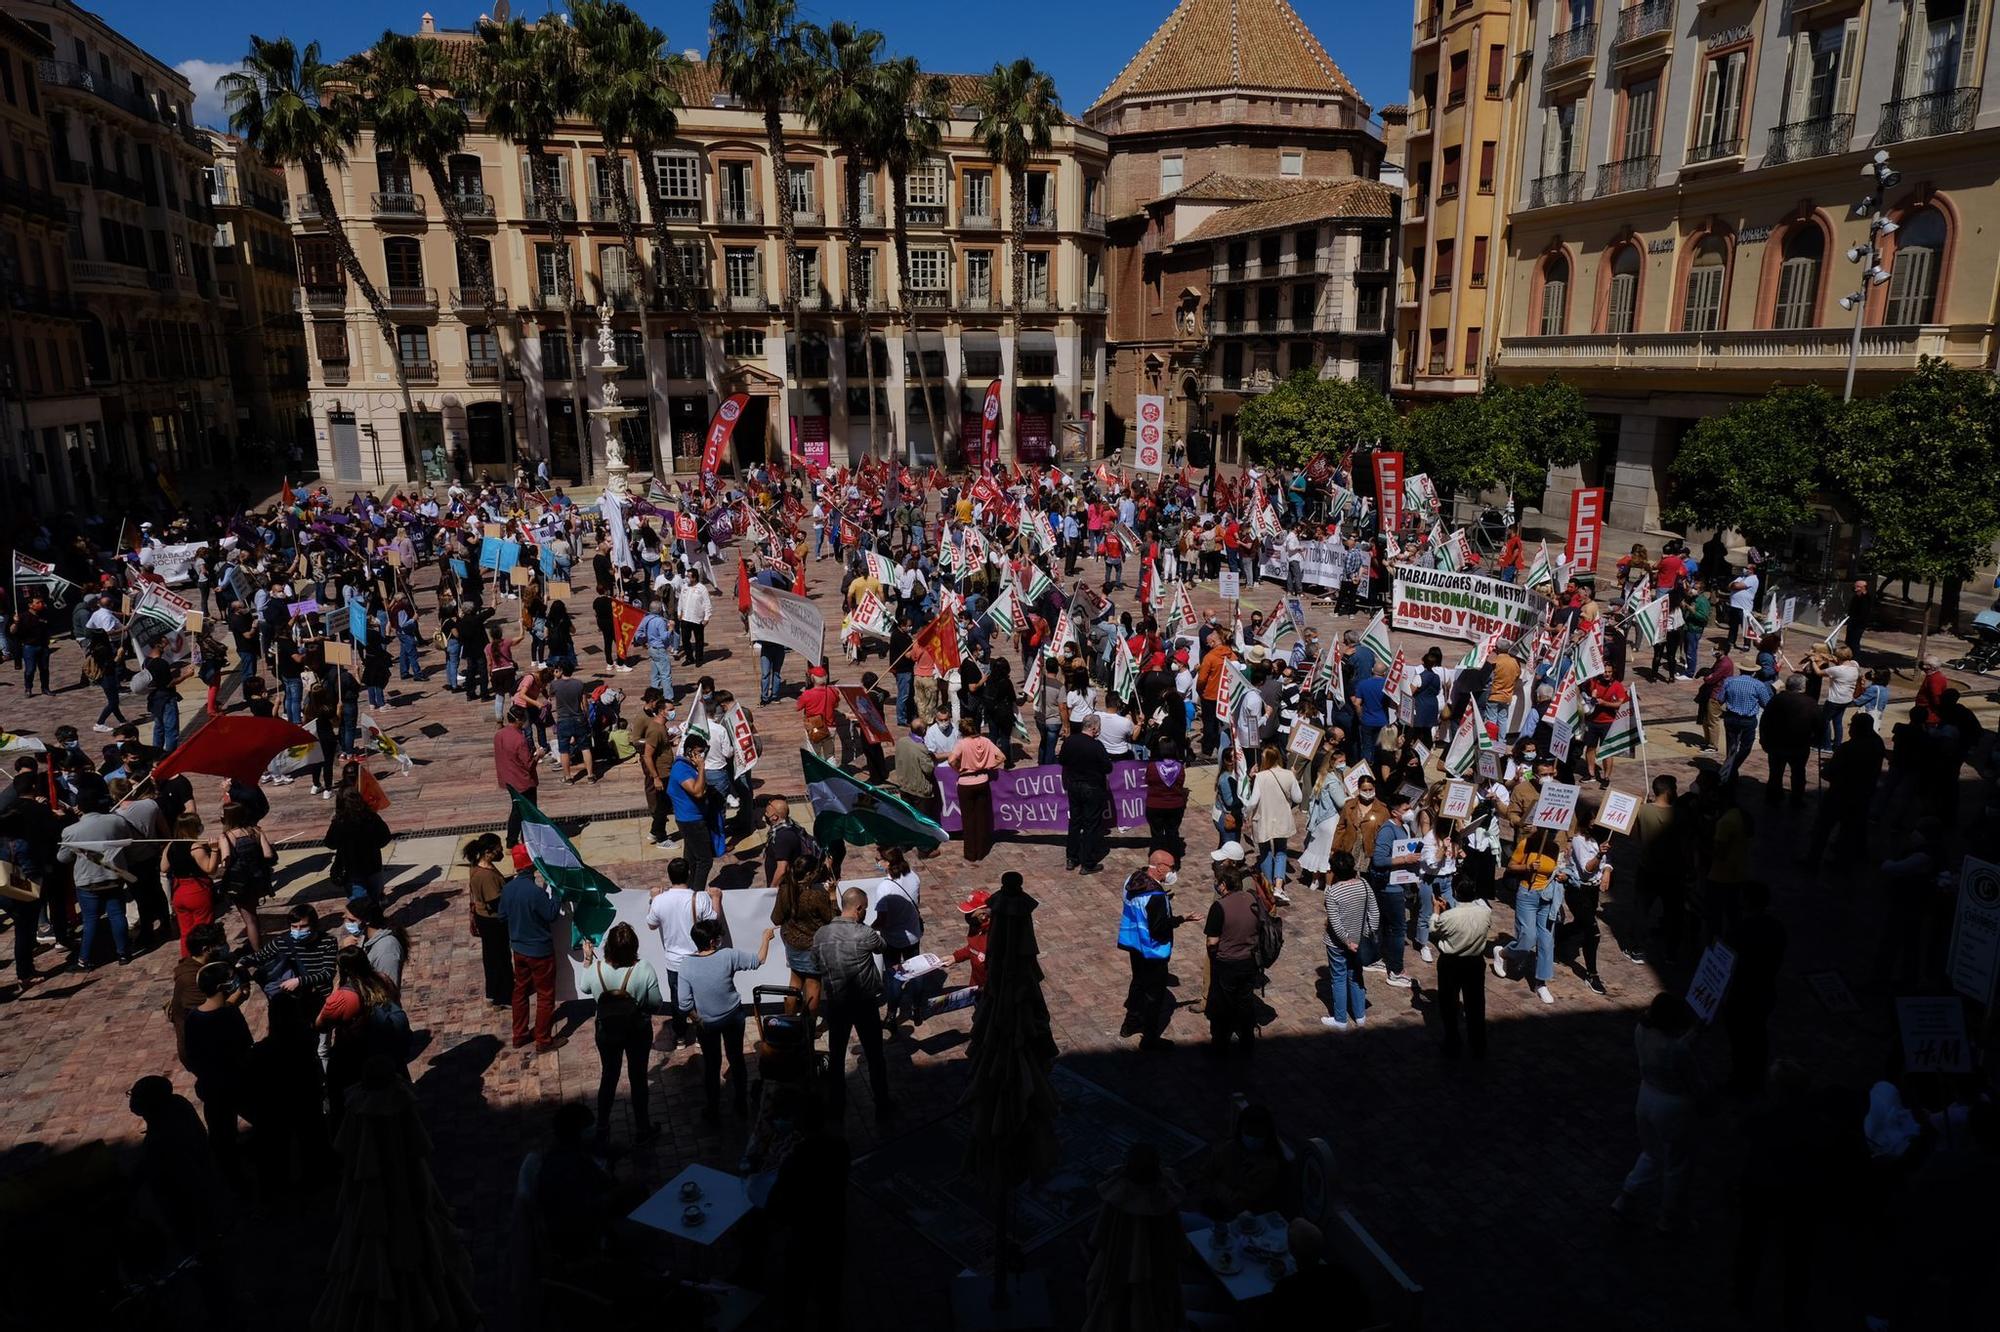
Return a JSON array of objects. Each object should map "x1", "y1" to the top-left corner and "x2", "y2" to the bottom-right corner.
[{"x1": 84, "y1": 0, "x2": 1411, "y2": 131}]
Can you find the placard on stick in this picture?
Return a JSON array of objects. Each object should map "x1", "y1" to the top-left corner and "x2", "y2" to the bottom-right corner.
[
  {"x1": 1596, "y1": 790, "x2": 1640, "y2": 835},
  {"x1": 482, "y1": 522, "x2": 504, "y2": 539},
  {"x1": 547, "y1": 580, "x2": 573, "y2": 603},
  {"x1": 1686, "y1": 942, "x2": 1736, "y2": 1024},
  {"x1": 1218, "y1": 570, "x2": 1241, "y2": 601},
  {"x1": 321, "y1": 640, "x2": 353, "y2": 668},
  {"x1": 1530, "y1": 780, "x2": 1580, "y2": 830},
  {"x1": 1287, "y1": 720, "x2": 1323, "y2": 761},
  {"x1": 1441, "y1": 780, "x2": 1476, "y2": 820},
  {"x1": 509, "y1": 565, "x2": 533, "y2": 587},
  {"x1": 1477, "y1": 749, "x2": 1500, "y2": 782},
  {"x1": 1897, "y1": 996, "x2": 1972, "y2": 1073}
]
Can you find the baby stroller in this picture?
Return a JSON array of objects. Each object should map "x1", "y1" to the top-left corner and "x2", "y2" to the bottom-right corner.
[{"x1": 1947, "y1": 608, "x2": 2000, "y2": 674}]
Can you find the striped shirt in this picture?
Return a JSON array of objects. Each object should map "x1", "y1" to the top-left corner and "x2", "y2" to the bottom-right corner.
[{"x1": 1322, "y1": 876, "x2": 1381, "y2": 951}]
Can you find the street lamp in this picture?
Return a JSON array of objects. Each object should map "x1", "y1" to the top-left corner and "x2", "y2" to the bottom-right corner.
[{"x1": 1840, "y1": 150, "x2": 1901, "y2": 402}]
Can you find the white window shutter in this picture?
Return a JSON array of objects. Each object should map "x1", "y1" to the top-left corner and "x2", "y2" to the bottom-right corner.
[
  {"x1": 1722, "y1": 52, "x2": 1747, "y2": 142},
  {"x1": 1784, "y1": 32, "x2": 1812, "y2": 125},
  {"x1": 1543, "y1": 106, "x2": 1562, "y2": 177},
  {"x1": 1958, "y1": 0, "x2": 1982, "y2": 91},
  {"x1": 1696, "y1": 60, "x2": 1722, "y2": 148},
  {"x1": 1896, "y1": 0, "x2": 1929, "y2": 100},
  {"x1": 1835, "y1": 17, "x2": 1862, "y2": 114}
]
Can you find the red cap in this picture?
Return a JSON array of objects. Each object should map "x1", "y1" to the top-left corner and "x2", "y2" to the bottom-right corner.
[
  {"x1": 511, "y1": 844, "x2": 532, "y2": 871},
  {"x1": 808, "y1": 665, "x2": 828, "y2": 678},
  {"x1": 959, "y1": 889, "x2": 992, "y2": 913}
]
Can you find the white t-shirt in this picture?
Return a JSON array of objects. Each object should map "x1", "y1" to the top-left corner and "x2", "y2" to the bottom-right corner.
[
  {"x1": 1567, "y1": 833, "x2": 1603, "y2": 886},
  {"x1": 1729, "y1": 574, "x2": 1759, "y2": 614},
  {"x1": 1096, "y1": 711, "x2": 1136, "y2": 756},
  {"x1": 647, "y1": 886, "x2": 718, "y2": 971},
  {"x1": 1234, "y1": 693, "x2": 1265, "y2": 753},
  {"x1": 1824, "y1": 660, "x2": 1862, "y2": 706}
]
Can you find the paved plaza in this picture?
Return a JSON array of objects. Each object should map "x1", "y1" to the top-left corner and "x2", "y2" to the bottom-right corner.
[{"x1": 0, "y1": 502, "x2": 1990, "y2": 1330}]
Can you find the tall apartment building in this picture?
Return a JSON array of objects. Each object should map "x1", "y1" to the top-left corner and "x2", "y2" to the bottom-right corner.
[
  {"x1": 289, "y1": 16, "x2": 1109, "y2": 487},
  {"x1": 1092, "y1": 0, "x2": 1389, "y2": 465},
  {"x1": 1493, "y1": 0, "x2": 2000, "y2": 532},
  {"x1": 206, "y1": 130, "x2": 308, "y2": 451},
  {"x1": 1397, "y1": 0, "x2": 1524, "y2": 401},
  {"x1": 0, "y1": 8, "x2": 99, "y2": 511},
  {"x1": 5, "y1": 0, "x2": 235, "y2": 492}
]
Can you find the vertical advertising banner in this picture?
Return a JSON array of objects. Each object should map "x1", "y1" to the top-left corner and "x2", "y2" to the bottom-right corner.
[
  {"x1": 1371, "y1": 450, "x2": 1405, "y2": 534},
  {"x1": 973, "y1": 379, "x2": 1002, "y2": 467},
  {"x1": 700, "y1": 392, "x2": 751, "y2": 480},
  {"x1": 1133, "y1": 393, "x2": 1166, "y2": 474},
  {"x1": 1017, "y1": 412, "x2": 1054, "y2": 464},
  {"x1": 1567, "y1": 486, "x2": 1605, "y2": 574}
]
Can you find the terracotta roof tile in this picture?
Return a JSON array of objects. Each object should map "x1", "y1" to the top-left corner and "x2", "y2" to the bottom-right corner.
[
  {"x1": 1176, "y1": 178, "x2": 1395, "y2": 244},
  {"x1": 1089, "y1": 0, "x2": 1358, "y2": 113},
  {"x1": 1160, "y1": 172, "x2": 1321, "y2": 204}
]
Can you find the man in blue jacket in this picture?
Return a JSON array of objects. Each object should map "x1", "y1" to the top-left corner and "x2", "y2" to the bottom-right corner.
[{"x1": 1117, "y1": 851, "x2": 1193, "y2": 1052}]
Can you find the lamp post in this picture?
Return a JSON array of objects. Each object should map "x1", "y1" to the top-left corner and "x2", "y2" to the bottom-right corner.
[{"x1": 1839, "y1": 149, "x2": 1900, "y2": 402}]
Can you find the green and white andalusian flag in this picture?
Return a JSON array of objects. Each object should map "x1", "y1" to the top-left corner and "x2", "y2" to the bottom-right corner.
[
  {"x1": 1357, "y1": 610, "x2": 1394, "y2": 666},
  {"x1": 1628, "y1": 594, "x2": 1670, "y2": 648},
  {"x1": 1442, "y1": 705, "x2": 1489, "y2": 776},
  {"x1": 866, "y1": 550, "x2": 899, "y2": 585},
  {"x1": 1260, "y1": 603, "x2": 1298, "y2": 651},
  {"x1": 1221, "y1": 658, "x2": 1253, "y2": 724},
  {"x1": 803, "y1": 749, "x2": 948, "y2": 849},
  {"x1": 1458, "y1": 632, "x2": 1498, "y2": 671},
  {"x1": 1596, "y1": 692, "x2": 1645, "y2": 760},
  {"x1": 1023, "y1": 561, "x2": 1054, "y2": 603},
  {"x1": 1525, "y1": 540, "x2": 1555, "y2": 591},
  {"x1": 510, "y1": 793, "x2": 619, "y2": 945},
  {"x1": 987, "y1": 582, "x2": 1020, "y2": 636},
  {"x1": 1113, "y1": 635, "x2": 1140, "y2": 702},
  {"x1": 1308, "y1": 645, "x2": 1343, "y2": 698}
]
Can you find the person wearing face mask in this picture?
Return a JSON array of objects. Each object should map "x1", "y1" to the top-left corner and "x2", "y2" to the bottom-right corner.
[
  {"x1": 1117, "y1": 851, "x2": 1193, "y2": 1052},
  {"x1": 252, "y1": 902, "x2": 339, "y2": 1036},
  {"x1": 1203, "y1": 860, "x2": 1264, "y2": 1053},
  {"x1": 1330, "y1": 772, "x2": 1387, "y2": 863},
  {"x1": 1368, "y1": 792, "x2": 1423, "y2": 990},
  {"x1": 340, "y1": 896, "x2": 410, "y2": 993}
]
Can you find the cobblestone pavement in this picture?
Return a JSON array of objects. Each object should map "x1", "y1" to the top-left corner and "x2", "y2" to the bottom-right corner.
[{"x1": 1, "y1": 519, "x2": 1989, "y2": 1330}]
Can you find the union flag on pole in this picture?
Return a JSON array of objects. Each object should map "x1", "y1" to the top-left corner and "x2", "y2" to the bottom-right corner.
[
  {"x1": 610, "y1": 598, "x2": 646, "y2": 660},
  {"x1": 914, "y1": 610, "x2": 962, "y2": 672}
]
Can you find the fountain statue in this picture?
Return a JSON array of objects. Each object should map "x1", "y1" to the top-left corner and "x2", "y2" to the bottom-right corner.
[{"x1": 588, "y1": 310, "x2": 637, "y2": 496}]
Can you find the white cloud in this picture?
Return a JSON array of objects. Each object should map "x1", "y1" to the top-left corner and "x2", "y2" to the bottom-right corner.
[{"x1": 176, "y1": 58, "x2": 245, "y2": 131}]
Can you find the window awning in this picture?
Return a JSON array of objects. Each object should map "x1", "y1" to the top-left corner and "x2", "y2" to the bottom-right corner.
[
  {"x1": 959, "y1": 329, "x2": 1001, "y2": 353},
  {"x1": 1017, "y1": 330, "x2": 1057, "y2": 354}
]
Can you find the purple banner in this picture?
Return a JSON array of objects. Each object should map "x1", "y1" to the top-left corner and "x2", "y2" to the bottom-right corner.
[{"x1": 936, "y1": 760, "x2": 1152, "y2": 833}]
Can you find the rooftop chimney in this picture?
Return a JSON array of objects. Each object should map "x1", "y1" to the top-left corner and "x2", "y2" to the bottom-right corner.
[{"x1": 420, "y1": 12, "x2": 435, "y2": 33}]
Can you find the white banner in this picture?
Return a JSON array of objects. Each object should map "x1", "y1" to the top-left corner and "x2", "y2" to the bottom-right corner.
[
  {"x1": 748, "y1": 583, "x2": 826, "y2": 663},
  {"x1": 1390, "y1": 564, "x2": 1547, "y2": 645},
  {"x1": 1258, "y1": 537, "x2": 1347, "y2": 589}
]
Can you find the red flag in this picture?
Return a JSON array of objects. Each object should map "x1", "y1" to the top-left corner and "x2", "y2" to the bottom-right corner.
[
  {"x1": 699, "y1": 393, "x2": 751, "y2": 480},
  {"x1": 611, "y1": 598, "x2": 645, "y2": 661},
  {"x1": 674, "y1": 511, "x2": 698, "y2": 542},
  {"x1": 791, "y1": 560, "x2": 807, "y2": 596},
  {"x1": 151, "y1": 715, "x2": 315, "y2": 785},
  {"x1": 280, "y1": 477, "x2": 296, "y2": 507},
  {"x1": 354, "y1": 765, "x2": 391, "y2": 812},
  {"x1": 914, "y1": 611, "x2": 962, "y2": 673},
  {"x1": 736, "y1": 556, "x2": 752, "y2": 615}
]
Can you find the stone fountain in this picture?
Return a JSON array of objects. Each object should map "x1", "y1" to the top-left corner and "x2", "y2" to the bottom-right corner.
[{"x1": 587, "y1": 312, "x2": 636, "y2": 497}]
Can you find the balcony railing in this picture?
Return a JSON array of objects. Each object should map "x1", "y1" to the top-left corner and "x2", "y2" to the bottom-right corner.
[
  {"x1": 523, "y1": 198, "x2": 578, "y2": 223},
  {"x1": 902, "y1": 204, "x2": 946, "y2": 227},
  {"x1": 450, "y1": 191, "x2": 496, "y2": 219},
  {"x1": 94, "y1": 165, "x2": 144, "y2": 200},
  {"x1": 1547, "y1": 22, "x2": 1599, "y2": 70},
  {"x1": 1356, "y1": 249, "x2": 1391, "y2": 273},
  {"x1": 725, "y1": 291, "x2": 768, "y2": 311},
  {"x1": 1498, "y1": 325, "x2": 1997, "y2": 374},
  {"x1": 1417, "y1": 12, "x2": 1442, "y2": 43},
  {"x1": 321, "y1": 361, "x2": 351, "y2": 385},
  {"x1": 384, "y1": 285, "x2": 437, "y2": 310},
  {"x1": 37, "y1": 59, "x2": 162, "y2": 122},
  {"x1": 718, "y1": 200, "x2": 761, "y2": 224},
  {"x1": 1083, "y1": 210, "x2": 1106, "y2": 233},
  {"x1": 1595, "y1": 154, "x2": 1658, "y2": 196},
  {"x1": 790, "y1": 285, "x2": 829, "y2": 310},
  {"x1": 960, "y1": 293, "x2": 995, "y2": 311},
  {"x1": 846, "y1": 205, "x2": 884, "y2": 228},
  {"x1": 962, "y1": 212, "x2": 997, "y2": 230},
  {"x1": 656, "y1": 198, "x2": 702, "y2": 222},
  {"x1": 1765, "y1": 113, "x2": 1853, "y2": 165},
  {"x1": 399, "y1": 359, "x2": 438, "y2": 382},
  {"x1": 1527, "y1": 171, "x2": 1585, "y2": 209},
  {"x1": 789, "y1": 205, "x2": 823, "y2": 226},
  {"x1": 466, "y1": 361, "x2": 503, "y2": 383},
  {"x1": 450, "y1": 286, "x2": 507, "y2": 309},
  {"x1": 906, "y1": 288, "x2": 951, "y2": 308},
  {"x1": 371, "y1": 192, "x2": 425, "y2": 218},
  {"x1": 587, "y1": 195, "x2": 622, "y2": 223},
  {"x1": 298, "y1": 286, "x2": 347, "y2": 311},
  {"x1": 294, "y1": 194, "x2": 324, "y2": 221},
  {"x1": 1024, "y1": 208, "x2": 1057, "y2": 231},
  {"x1": 1684, "y1": 136, "x2": 1744, "y2": 166},
  {"x1": 1080, "y1": 291, "x2": 1107, "y2": 312},
  {"x1": 71, "y1": 259, "x2": 149, "y2": 290},
  {"x1": 530, "y1": 288, "x2": 575, "y2": 311},
  {"x1": 53, "y1": 156, "x2": 89, "y2": 186},
  {"x1": 1614, "y1": 0, "x2": 1673, "y2": 46},
  {"x1": 1020, "y1": 294, "x2": 1055, "y2": 312},
  {"x1": 1874, "y1": 86, "x2": 1980, "y2": 145}
]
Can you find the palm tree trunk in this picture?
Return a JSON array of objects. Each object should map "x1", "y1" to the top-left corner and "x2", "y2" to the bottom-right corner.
[
  {"x1": 306, "y1": 159, "x2": 416, "y2": 487},
  {"x1": 635, "y1": 147, "x2": 703, "y2": 477},
  {"x1": 767, "y1": 105, "x2": 797, "y2": 469},
  {"x1": 417, "y1": 153, "x2": 502, "y2": 357},
  {"x1": 891, "y1": 168, "x2": 934, "y2": 469},
  {"x1": 844, "y1": 159, "x2": 870, "y2": 460},
  {"x1": 606, "y1": 150, "x2": 653, "y2": 475},
  {"x1": 1010, "y1": 164, "x2": 1028, "y2": 470},
  {"x1": 529, "y1": 142, "x2": 588, "y2": 485}
]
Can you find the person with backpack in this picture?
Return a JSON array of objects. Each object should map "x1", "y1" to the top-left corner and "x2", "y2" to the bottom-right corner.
[
  {"x1": 1203, "y1": 860, "x2": 1265, "y2": 1054},
  {"x1": 578, "y1": 922, "x2": 666, "y2": 1146},
  {"x1": 214, "y1": 799, "x2": 276, "y2": 949},
  {"x1": 315, "y1": 949, "x2": 410, "y2": 1131}
]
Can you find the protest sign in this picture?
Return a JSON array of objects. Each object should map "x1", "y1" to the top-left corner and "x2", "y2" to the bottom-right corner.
[
  {"x1": 1686, "y1": 942, "x2": 1736, "y2": 1024},
  {"x1": 1218, "y1": 570, "x2": 1241, "y2": 601},
  {"x1": 747, "y1": 583, "x2": 826, "y2": 663},
  {"x1": 1441, "y1": 781, "x2": 1477, "y2": 820},
  {"x1": 1477, "y1": 750, "x2": 1501, "y2": 782},
  {"x1": 1596, "y1": 790, "x2": 1640, "y2": 835},
  {"x1": 547, "y1": 581, "x2": 572, "y2": 602},
  {"x1": 1566, "y1": 487, "x2": 1604, "y2": 573},
  {"x1": 1390, "y1": 565, "x2": 1547, "y2": 645},
  {"x1": 1287, "y1": 720, "x2": 1323, "y2": 761},
  {"x1": 1947, "y1": 856, "x2": 2000, "y2": 1004},
  {"x1": 348, "y1": 600, "x2": 369, "y2": 643},
  {"x1": 510, "y1": 565, "x2": 533, "y2": 587},
  {"x1": 936, "y1": 761, "x2": 1151, "y2": 833},
  {"x1": 838, "y1": 686, "x2": 896, "y2": 745},
  {"x1": 1530, "y1": 780, "x2": 1580, "y2": 830},
  {"x1": 1897, "y1": 996, "x2": 1972, "y2": 1073}
]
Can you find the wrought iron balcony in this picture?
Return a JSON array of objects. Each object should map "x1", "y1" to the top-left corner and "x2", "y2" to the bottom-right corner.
[
  {"x1": 1527, "y1": 171, "x2": 1585, "y2": 209},
  {"x1": 789, "y1": 205, "x2": 823, "y2": 226},
  {"x1": 1765, "y1": 113, "x2": 1854, "y2": 166},
  {"x1": 1874, "y1": 86, "x2": 1980, "y2": 145},
  {"x1": 587, "y1": 195, "x2": 622, "y2": 223},
  {"x1": 1614, "y1": 0, "x2": 1673, "y2": 46},
  {"x1": 465, "y1": 361, "x2": 503, "y2": 383},
  {"x1": 298, "y1": 286, "x2": 347, "y2": 311},
  {"x1": 1547, "y1": 21, "x2": 1599, "y2": 71},
  {"x1": 450, "y1": 286, "x2": 507, "y2": 309},
  {"x1": 384, "y1": 285, "x2": 437, "y2": 311},
  {"x1": 656, "y1": 198, "x2": 702, "y2": 222},
  {"x1": 293, "y1": 194, "x2": 324, "y2": 221},
  {"x1": 718, "y1": 200, "x2": 761, "y2": 224},
  {"x1": 1684, "y1": 137, "x2": 1743, "y2": 166},
  {"x1": 1595, "y1": 154, "x2": 1658, "y2": 196},
  {"x1": 1023, "y1": 208, "x2": 1057, "y2": 232},
  {"x1": 523, "y1": 197, "x2": 577, "y2": 223},
  {"x1": 725, "y1": 292, "x2": 768, "y2": 311},
  {"x1": 398, "y1": 359, "x2": 438, "y2": 382},
  {"x1": 1083, "y1": 210, "x2": 1106, "y2": 233},
  {"x1": 450, "y1": 191, "x2": 495, "y2": 219},
  {"x1": 961, "y1": 212, "x2": 997, "y2": 230},
  {"x1": 1080, "y1": 291, "x2": 1107, "y2": 312},
  {"x1": 371, "y1": 192, "x2": 425, "y2": 218}
]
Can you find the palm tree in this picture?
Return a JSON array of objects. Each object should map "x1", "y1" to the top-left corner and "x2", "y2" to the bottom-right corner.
[
  {"x1": 974, "y1": 59, "x2": 1062, "y2": 315},
  {"x1": 223, "y1": 36, "x2": 419, "y2": 485},
  {"x1": 869, "y1": 55, "x2": 950, "y2": 466},
  {"x1": 800, "y1": 21, "x2": 883, "y2": 459},
  {"x1": 710, "y1": 0, "x2": 808, "y2": 462},
  {"x1": 470, "y1": 16, "x2": 588, "y2": 481},
  {"x1": 351, "y1": 31, "x2": 500, "y2": 352}
]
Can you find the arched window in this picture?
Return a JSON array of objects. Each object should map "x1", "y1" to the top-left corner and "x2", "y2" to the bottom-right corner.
[
  {"x1": 1772, "y1": 227, "x2": 1823, "y2": 330},
  {"x1": 1884, "y1": 208, "x2": 1946, "y2": 324},
  {"x1": 1606, "y1": 245, "x2": 1641, "y2": 334},
  {"x1": 1681, "y1": 236, "x2": 1728, "y2": 332},
  {"x1": 383, "y1": 236, "x2": 424, "y2": 290},
  {"x1": 1539, "y1": 254, "x2": 1570, "y2": 336}
]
